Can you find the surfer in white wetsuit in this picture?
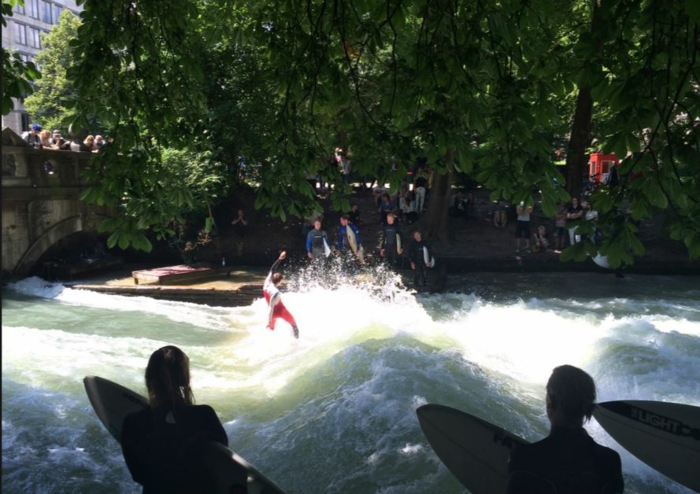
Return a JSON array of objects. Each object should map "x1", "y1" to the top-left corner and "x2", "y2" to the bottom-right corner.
[
  {"x1": 263, "y1": 251, "x2": 300, "y2": 339},
  {"x1": 121, "y1": 346, "x2": 230, "y2": 494},
  {"x1": 506, "y1": 365, "x2": 624, "y2": 494}
]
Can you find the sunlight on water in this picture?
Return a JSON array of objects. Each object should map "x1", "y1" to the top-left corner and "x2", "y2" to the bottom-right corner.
[{"x1": 2, "y1": 273, "x2": 699, "y2": 494}]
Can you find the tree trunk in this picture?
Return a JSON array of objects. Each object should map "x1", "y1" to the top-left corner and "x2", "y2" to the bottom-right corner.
[
  {"x1": 565, "y1": 87, "x2": 593, "y2": 200},
  {"x1": 564, "y1": 0, "x2": 603, "y2": 201},
  {"x1": 422, "y1": 149, "x2": 454, "y2": 243}
]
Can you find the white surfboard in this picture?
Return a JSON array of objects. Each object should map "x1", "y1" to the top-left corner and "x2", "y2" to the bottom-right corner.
[
  {"x1": 592, "y1": 253, "x2": 611, "y2": 269},
  {"x1": 594, "y1": 400, "x2": 700, "y2": 492},
  {"x1": 422, "y1": 246, "x2": 435, "y2": 268},
  {"x1": 84, "y1": 376, "x2": 286, "y2": 494},
  {"x1": 416, "y1": 404, "x2": 527, "y2": 494}
]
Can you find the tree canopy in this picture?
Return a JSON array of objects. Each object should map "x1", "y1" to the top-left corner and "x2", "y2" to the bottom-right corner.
[{"x1": 68, "y1": 0, "x2": 700, "y2": 264}]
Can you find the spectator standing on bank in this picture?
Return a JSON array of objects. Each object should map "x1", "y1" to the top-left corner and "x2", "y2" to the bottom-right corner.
[
  {"x1": 515, "y1": 201, "x2": 533, "y2": 254},
  {"x1": 231, "y1": 209, "x2": 249, "y2": 255},
  {"x1": 348, "y1": 203, "x2": 361, "y2": 226},
  {"x1": 567, "y1": 197, "x2": 584, "y2": 245},
  {"x1": 553, "y1": 201, "x2": 568, "y2": 252}
]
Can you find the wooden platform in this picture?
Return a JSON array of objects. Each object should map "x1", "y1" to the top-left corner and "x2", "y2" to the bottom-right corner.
[{"x1": 132, "y1": 263, "x2": 232, "y2": 285}]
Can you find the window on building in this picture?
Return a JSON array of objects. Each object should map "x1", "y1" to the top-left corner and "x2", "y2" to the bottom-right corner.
[
  {"x1": 41, "y1": 0, "x2": 52, "y2": 23},
  {"x1": 21, "y1": 113, "x2": 31, "y2": 133},
  {"x1": 52, "y1": 4, "x2": 63, "y2": 24},
  {"x1": 27, "y1": 0, "x2": 39, "y2": 18},
  {"x1": 29, "y1": 27, "x2": 41, "y2": 48},
  {"x1": 14, "y1": 4, "x2": 25, "y2": 15},
  {"x1": 15, "y1": 23, "x2": 28, "y2": 45}
]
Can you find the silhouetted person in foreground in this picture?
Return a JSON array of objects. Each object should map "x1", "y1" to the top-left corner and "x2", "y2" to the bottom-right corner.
[
  {"x1": 121, "y1": 346, "x2": 229, "y2": 493},
  {"x1": 506, "y1": 365, "x2": 624, "y2": 494}
]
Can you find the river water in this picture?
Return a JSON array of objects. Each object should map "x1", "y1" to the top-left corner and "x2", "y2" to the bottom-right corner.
[{"x1": 2, "y1": 270, "x2": 699, "y2": 494}]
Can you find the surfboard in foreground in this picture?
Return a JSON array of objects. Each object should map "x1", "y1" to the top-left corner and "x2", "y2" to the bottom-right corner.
[
  {"x1": 416, "y1": 404, "x2": 527, "y2": 494},
  {"x1": 594, "y1": 400, "x2": 700, "y2": 492},
  {"x1": 84, "y1": 375, "x2": 286, "y2": 494}
]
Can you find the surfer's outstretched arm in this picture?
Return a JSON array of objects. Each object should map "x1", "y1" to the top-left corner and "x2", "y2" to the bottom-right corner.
[{"x1": 265, "y1": 251, "x2": 286, "y2": 287}]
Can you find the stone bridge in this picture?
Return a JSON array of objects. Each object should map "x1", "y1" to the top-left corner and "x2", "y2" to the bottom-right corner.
[{"x1": 1, "y1": 127, "x2": 113, "y2": 278}]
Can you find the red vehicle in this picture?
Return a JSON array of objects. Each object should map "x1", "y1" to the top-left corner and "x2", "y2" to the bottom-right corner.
[{"x1": 588, "y1": 153, "x2": 619, "y2": 184}]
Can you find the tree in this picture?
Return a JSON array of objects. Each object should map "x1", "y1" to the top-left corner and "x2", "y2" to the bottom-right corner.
[
  {"x1": 68, "y1": 0, "x2": 700, "y2": 264},
  {"x1": 23, "y1": 9, "x2": 101, "y2": 133},
  {"x1": 2, "y1": 0, "x2": 41, "y2": 115}
]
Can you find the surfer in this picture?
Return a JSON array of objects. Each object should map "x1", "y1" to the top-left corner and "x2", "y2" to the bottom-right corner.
[
  {"x1": 306, "y1": 219, "x2": 330, "y2": 264},
  {"x1": 121, "y1": 345, "x2": 229, "y2": 494},
  {"x1": 335, "y1": 214, "x2": 364, "y2": 273},
  {"x1": 378, "y1": 213, "x2": 403, "y2": 270},
  {"x1": 506, "y1": 365, "x2": 624, "y2": 494},
  {"x1": 408, "y1": 230, "x2": 434, "y2": 288},
  {"x1": 264, "y1": 250, "x2": 300, "y2": 339}
]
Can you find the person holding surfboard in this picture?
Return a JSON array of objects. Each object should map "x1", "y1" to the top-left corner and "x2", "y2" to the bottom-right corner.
[
  {"x1": 408, "y1": 230, "x2": 434, "y2": 289},
  {"x1": 506, "y1": 365, "x2": 624, "y2": 494},
  {"x1": 306, "y1": 219, "x2": 331, "y2": 264},
  {"x1": 121, "y1": 346, "x2": 230, "y2": 494},
  {"x1": 335, "y1": 214, "x2": 364, "y2": 273},
  {"x1": 263, "y1": 251, "x2": 300, "y2": 339},
  {"x1": 378, "y1": 213, "x2": 404, "y2": 270}
]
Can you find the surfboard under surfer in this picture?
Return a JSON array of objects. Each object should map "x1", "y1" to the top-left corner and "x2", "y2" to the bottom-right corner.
[{"x1": 263, "y1": 251, "x2": 300, "y2": 339}]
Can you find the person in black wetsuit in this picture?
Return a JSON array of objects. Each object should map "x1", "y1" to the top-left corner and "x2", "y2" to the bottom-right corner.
[
  {"x1": 306, "y1": 219, "x2": 329, "y2": 265},
  {"x1": 506, "y1": 365, "x2": 624, "y2": 494},
  {"x1": 121, "y1": 346, "x2": 230, "y2": 494},
  {"x1": 378, "y1": 213, "x2": 403, "y2": 270}
]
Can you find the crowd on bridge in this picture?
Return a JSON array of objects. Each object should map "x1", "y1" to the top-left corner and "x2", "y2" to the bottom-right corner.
[{"x1": 21, "y1": 123, "x2": 110, "y2": 153}]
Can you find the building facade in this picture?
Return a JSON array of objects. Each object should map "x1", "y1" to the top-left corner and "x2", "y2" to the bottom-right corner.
[{"x1": 1, "y1": 0, "x2": 82, "y2": 135}]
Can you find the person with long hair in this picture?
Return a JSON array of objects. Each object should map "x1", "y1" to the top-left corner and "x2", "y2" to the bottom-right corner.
[
  {"x1": 121, "y1": 346, "x2": 228, "y2": 493},
  {"x1": 506, "y1": 365, "x2": 624, "y2": 494}
]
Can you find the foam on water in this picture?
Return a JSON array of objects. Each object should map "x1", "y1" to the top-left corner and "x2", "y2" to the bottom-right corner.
[{"x1": 2, "y1": 273, "x2": 699, "y2": 493}]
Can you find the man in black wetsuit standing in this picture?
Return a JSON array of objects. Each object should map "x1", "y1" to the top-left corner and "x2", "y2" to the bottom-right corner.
[
  {"x1": 378, "y1": 213, "x2": 403, "y2": 270},
  {"x1": 506, "y1": 365, "x2": 624, "y2": 494}
]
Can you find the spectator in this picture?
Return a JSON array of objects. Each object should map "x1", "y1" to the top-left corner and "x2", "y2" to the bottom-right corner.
[
  {"x1": 348, "y1": 203, "x2": 361, "y2": 225},
  {"x1": 39, "y1": 129, "x2": 53, "y2": 148},
  {"x1": 566, "y1": 197, "x2": 584, "y2": 245},
  {"x1": 231, "y1": 209, "x2": 249, "y2": 255},
  {"x1": 494, "y1": 200, "x2": 508, "y2": 228},
  {"x1": 121, "y1": 345, "x2": 229, "y2": 494},
  {"x1": 94, "y1": 135, "x2": 105, "y2": 151},
  {"x1": 51, "y1": 130, "x2": 70, "y2": 150},
  {"x1": 21, "y1": 123, "x2": 42, "y2": 148},
  {"x1": 607, "y1": 164, "x2": 620, "y2": 188},
  {"x1": 399, "y1": 189, "x2": 418, "y2": 224},
  {"x1": 532, "y1": 225, "x2": 550, "y2": 252},
  {"x1": 83, "y1": 135, "x2": 95, "y2": 151},
  {"x1": 409, "y1": 230, "x2": 434, "y2": 289},
  {"x1": 378, "y1": 193, "x2": 396, "y2": 225},
  {"x1": 506, "y1": 365, "x2": 624, "y2": 494},
  {"x1": 553, "y1": 201, "x2": 568, "y2": 252},
  {"x1": 414, "y1": 175, "x2": 427, "y2": 213},
  {"x1": 515, "y1": 201, "x2": 533, "y2": 254}
]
